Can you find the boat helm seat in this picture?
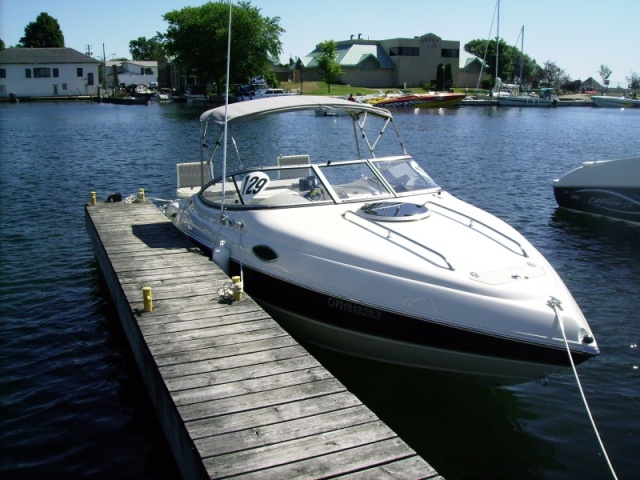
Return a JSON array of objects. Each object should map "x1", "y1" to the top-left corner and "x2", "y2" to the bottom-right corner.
[{"x1": 277, "y1": 154, "x2": 311, "y2": 179}]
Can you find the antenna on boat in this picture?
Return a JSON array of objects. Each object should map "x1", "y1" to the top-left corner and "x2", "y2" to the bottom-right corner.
[
  {"x1": 495, "y1": 0, "x2": 500, "y2": 86},
  {"x1": 220, "y1": 0, "x2": 232, "y2": 217}
]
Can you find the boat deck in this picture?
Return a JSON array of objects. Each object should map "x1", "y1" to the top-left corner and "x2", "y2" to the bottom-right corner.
[{"x1": 85, "y1": 199, "x2": 443, "y2": 479}]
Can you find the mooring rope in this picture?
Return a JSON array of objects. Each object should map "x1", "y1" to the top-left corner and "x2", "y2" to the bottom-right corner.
[{"x1": 547, "y1": 297, "x2": 618, "y2": 480}]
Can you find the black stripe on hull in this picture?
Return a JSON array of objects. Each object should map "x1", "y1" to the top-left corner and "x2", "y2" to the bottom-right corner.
[
  {"x1": 235, "y1": 264, "x2": 594, "y2": 368},
  {"x1": 554, "y1": 186, "x2": 640, "y2": 222}
]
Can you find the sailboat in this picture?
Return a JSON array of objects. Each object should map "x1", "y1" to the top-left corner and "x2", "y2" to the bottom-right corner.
[
  {"x1": 462, "y1": 0, "x2": 501, "y2": 106},
  {"x1": 498, "y1": 26, "x2": 558, "y2": 107}
]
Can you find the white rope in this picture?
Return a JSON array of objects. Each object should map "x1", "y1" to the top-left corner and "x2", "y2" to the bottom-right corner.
[
  {"x1": 218, "y1": 281, "x2": 234, "y2": 300},
  {"x1": 548, "y1": 297, "x2": 618, "y2": 480}
]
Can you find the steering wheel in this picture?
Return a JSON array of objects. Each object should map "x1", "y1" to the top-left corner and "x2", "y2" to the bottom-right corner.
[{"x1": 305, "y1": 187, "x2": 326, "y2": 201}]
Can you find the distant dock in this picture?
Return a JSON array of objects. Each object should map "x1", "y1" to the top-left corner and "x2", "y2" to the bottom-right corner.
[{"x1": 85, "y1": 200, "x2": 442, "y2": 479}]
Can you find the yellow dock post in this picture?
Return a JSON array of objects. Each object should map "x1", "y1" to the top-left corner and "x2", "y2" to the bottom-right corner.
[{"x1": 143, "y1": 286, "x2": 153, "y2": 312}]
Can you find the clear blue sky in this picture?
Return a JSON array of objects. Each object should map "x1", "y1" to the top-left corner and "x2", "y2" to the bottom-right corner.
[{"x1": 1, "y1": 0, "x2": 637, "y2": 87}]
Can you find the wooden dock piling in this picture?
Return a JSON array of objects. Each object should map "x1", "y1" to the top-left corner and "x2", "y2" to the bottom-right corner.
[{"x1": 85, "y1": 200, "x2": 443, "y2": 479}]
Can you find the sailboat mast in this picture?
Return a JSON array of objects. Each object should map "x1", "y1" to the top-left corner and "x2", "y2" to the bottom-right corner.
[
  {"x1": 519, "y1": 26, "x2": 524, "y2": 86},
  {"x1": 495, "y1": 0, "x2": 500, "y2": 83}
]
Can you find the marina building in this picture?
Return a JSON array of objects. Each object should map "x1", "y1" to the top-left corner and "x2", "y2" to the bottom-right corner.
[{"x1": 298, "y1": 33, "x2": 489, "y2": 89}]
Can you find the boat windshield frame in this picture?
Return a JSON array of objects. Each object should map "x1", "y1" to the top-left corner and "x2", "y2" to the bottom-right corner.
[
  {"x1": 199, "y1": 155, "x2": 440, "y2": 209},
  {"x1": 195, "y1": 96, "x2": 440, "y2": 209}
]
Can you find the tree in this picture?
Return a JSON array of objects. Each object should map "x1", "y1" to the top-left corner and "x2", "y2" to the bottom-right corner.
[
  {"x1": 0, "y1": 39, "x2": 5, "y2": 52},
  {"x1": 541, "y1": 60, "x2": 568, "y2": 89},
  {"x1": 435, "y1": 63, "x2": 453, "y2": 90},
  {"x1": 295, "y1": 57, "x2": 304, "y2": 93},
  {"x1": 464, "y1": 38, "x2": 539, "y2": 85},
  {"x1": 20, "y1": 12, "x2": 64, "y2": 48},
  {"x1": 598, "y1": 64, "x2": 612, "y2": 89},
  {"x1": 316, "y1": 40, "x2": 341, "y2": 93},
  {"x1": 161, "y1": 1, "x2": 283, "y2": 94},
  {"x1": 626, "y1": 71, "x2": 639, "y2": 91},
  {"x1": 129, "y1": 36, "x2": 163, "y2": 61}
]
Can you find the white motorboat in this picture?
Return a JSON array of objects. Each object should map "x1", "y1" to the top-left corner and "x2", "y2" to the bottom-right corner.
[
  {"x1": 164, "y1": 95, "x2": 599, "y2": 386},
  {"x1": 498, "y1": 93, "x2": 557, "y2": 107},
  {"x1": 591, "y1": 95, "x2": 640, "y2": 108},
  {"x1": 553, "y1": 156, "x2": 640, "y2": 223}
]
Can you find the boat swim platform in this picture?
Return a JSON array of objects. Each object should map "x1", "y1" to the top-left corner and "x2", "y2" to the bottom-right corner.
[{"x1": 85, "y1": 199, "x2": 443, "y2": 480}]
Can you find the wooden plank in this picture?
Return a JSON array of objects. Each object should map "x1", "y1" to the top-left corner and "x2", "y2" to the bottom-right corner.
[{"x1": 85, "y1": 200, "x2": 441, "y2": 480}]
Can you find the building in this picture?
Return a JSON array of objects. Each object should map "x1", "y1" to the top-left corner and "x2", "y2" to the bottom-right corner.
[
  {"x1": 0, "y1": 47, "x2": 100, "y2": 98},
  {"x1": 105, "y1": 60, "x2": 158, "y2": 89},
  {"x1": 298, "y1": 33, "x2": 488, "y2": 89}
]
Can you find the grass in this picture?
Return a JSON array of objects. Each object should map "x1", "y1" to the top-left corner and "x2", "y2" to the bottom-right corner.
[
  {"x1": 279, "y1": 81, "x2": 476, "y2": 96},
  {"x1": 279, "y1": 81, "x2": 380, "y2": 96}
]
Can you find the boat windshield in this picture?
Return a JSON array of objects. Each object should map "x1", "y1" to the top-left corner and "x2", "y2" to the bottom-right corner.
[{"x1": 199, "y1": 156, "x2": 439, "y2": 208}]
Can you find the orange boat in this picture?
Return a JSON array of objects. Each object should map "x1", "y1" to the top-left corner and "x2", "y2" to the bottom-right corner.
[{"x1": 368, "y1": 92, "x2": 466, "y2": 108}]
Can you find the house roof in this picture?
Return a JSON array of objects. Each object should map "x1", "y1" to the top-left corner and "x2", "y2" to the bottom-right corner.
[
  {"x1": 459, "y1": 50, "x2": 487, "y2": 71},
  {"x1": 0, "y1": 47, "x2": 100, "y2": 64},
  {"x1": 581, "y1": 77, "x2": 603, "y2": 89},
  {"x1": 105, "y1": 60, "x2": 158, "y2": 68},
  {"x1": 302, "y1": 42, "x2": 394, "y2": 69}
]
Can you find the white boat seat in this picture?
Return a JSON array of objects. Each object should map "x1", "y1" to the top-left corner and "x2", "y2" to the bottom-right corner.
[
  {"x1": 277, "y1": 154, "x2": 311, "y2": 179},
  {"x1": 177, "y1": 162, "x2": 208, "y2": 189},
  {"x1": 256, "y1": 191, "x2": 311, "y2": 205}
]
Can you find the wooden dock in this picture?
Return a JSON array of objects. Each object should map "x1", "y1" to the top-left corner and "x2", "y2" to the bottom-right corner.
[{"x1": 85, "y1": 200, "x2": 443, "y2": 480}]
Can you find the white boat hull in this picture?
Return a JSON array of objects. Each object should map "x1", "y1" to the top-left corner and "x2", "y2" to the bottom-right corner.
[
  {"x1": 498, "y1": 96, "x2": 557, "y2": 107},
  {"x1": 553, "y1": 156, "x2": 640, "y2": 222},
  {"x1": 165, "y1": 96, "x2": 599, "y2": 386},
  {"x1": 591, "y1": 95, "x2": 640, "y2": 108}
]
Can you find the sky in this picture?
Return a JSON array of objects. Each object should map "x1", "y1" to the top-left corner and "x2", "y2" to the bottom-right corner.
[{"x1": 1, "y1": 0, "x2": 638, "y2": 87}]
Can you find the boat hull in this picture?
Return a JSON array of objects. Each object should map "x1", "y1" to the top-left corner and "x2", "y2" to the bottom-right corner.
[
  {"x1": 240, "y1": 265, "x2": 594, "y2": 386},
  {"x1": 372, "y1": 93, "x2": 465, "y2": 108},
  {"x1": 553, "y1": 186, "x2": 640, "y2": 222},
  {"x1": 553, "y1": 157, "x2": 640, "y2": 222},
  {"x1": 591, "y1": 96, "x2": 640, "y2": 108},
  {"x1": 167, "y1": 96, "x2": 599, "y2": 386},
  {"x1": 498, "y1": 96, "x2": 557, "y2": 107}
]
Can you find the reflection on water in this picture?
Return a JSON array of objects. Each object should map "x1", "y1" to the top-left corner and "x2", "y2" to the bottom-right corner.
[{"x1": 301, "y1": 343, "x2": 564, "y2": 479}]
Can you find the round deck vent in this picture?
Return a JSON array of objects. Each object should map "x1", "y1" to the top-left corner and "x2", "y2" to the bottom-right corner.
[{"x1": 357, "y1": 201, "x2": 431, "y2": 222}]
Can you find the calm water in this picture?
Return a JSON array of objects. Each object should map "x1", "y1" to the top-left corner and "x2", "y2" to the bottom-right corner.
[{"x1": 1, "y1": 101, "x2": 638, "y2": 479}]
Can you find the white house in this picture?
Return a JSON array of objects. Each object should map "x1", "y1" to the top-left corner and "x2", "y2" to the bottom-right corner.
[
  {"x1": 0, "y1": 47, "x2": 101, "y2": 98},
  {"x1": 105, "y1": 60, "x2": 158, "y2": 88}
]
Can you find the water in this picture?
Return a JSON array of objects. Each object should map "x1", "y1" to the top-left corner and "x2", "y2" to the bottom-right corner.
[{"x1": 1, "y1": 101, "x2": 638, "y2": 479}]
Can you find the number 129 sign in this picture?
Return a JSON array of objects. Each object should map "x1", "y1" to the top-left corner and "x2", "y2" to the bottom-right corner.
[{"x1": 240, "y1": 172, "x2": 270, "y2": 201}]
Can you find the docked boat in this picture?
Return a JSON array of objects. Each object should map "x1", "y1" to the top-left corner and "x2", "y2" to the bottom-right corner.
[
  {"x1": 368, "y1": 92, "x2": 466, "y2": 108},
  {"x1": 591, "y1": 95, "x2": 640, "y2": 108},
  {"x1": 498, "y1": 92, "x2": 557, "y2": 107},
  {"x1": 184, "y1": 86, "x2": 208, "y2": 102},
  {"x1": 155, "y1": 88, "x2": 172, "y2": 102},
  {"x1": 553, "y1": 156, "x2": 640, "y2": 223},
  {"x1": 164, "y1": 95, "x2": 599, "y2": 386}
]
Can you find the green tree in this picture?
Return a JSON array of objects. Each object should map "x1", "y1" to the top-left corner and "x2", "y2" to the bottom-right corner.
[
  {"x1": 598, "y1": 64, "x2": 612, "y2": 88},
  {"x1": 20, "y1": 12, "x2": 64, "y2": 48},
  {"x1": 0, "y1": 39, "x2": 5, "y2": 52},
  {"x1": 161, "y1": 1, "x2": 283, "y2": 94},
  {"x1": 129, "y1": 36, "x2": 163, "y2": 61},
  {"x1": 316, "y1": 40, "x2": 341, "y2": 93},
  {"x1": 541, "y1": 60, "x2": 569, "y2": 89},
  {"x1": 626, "y1": 71, "x2": 639, "y2": 91},
  {"x1": 435, "y1": 63, "x2": 444, "y2": 90},
  {"x1": 295, "y1": 57, "x2": 304, "y2": 93},
  {"x1": 435, "y1": 63, "x2": 454, "y2": 90},
  {"x1": 464, "y1": 38, "x2": 538, "y2": 85}
]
